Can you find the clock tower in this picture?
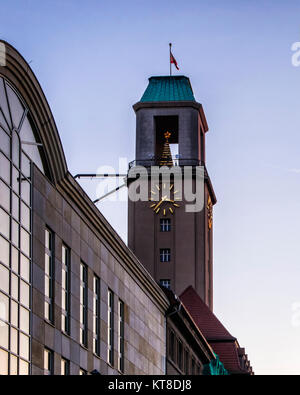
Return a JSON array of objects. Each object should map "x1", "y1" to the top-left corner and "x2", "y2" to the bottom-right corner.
[{"x1": 128, "y1": 76, "x2": 216, "y2": 309}]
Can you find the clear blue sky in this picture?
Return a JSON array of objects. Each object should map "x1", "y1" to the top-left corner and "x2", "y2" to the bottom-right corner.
[{"x1": 2, "y1": 0, "x2": 300, "y2": 374}]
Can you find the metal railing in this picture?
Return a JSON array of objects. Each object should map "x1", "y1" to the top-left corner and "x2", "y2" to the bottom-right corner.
[{"x1": 129, "y1": 156, "x2": 204, "y2": 169}]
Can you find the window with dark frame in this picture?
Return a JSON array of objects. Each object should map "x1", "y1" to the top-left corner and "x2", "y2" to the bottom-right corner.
[
  {"x1": 44, "y1": 348, "x2": 54, "y2": 375},
  {"x1": 107, "y1": 289, "x2": 114, "y2": 366},
  {"x1": 61, "y1": 244, "x2": 70, "y2": 335},
  {"x1": 178, "y1": 340, "x2": 183, "y2": 371},
  {"x1": 160, "y1": 279, "x2": 171, "y2": 289},
  {"x1": 44, "y1": 228, "x2": 54, "y2": 323},
  {"x1": 118, "y1": 299, "x2": 125, "y2": 373},
  {"x1": 80, "y1": 262, "x2": 88, "y2": 347},
  {"x1": 61, "y1": 357, "x2": 70, "y2": 375},
  {"x1": 93, "y1": 275, "x2": 101, "y2": 356},
  {"x1": 160, "y1": 248, "x2": 171, "y2": 262},
  {"x1": 169, "y1": 330, "x2": 175, "y2": 362},
  {"x1": 191, "y1": 357, "x2": 195, "y2": 375},
  {"x1": 184, "y1": 349, "x2": 189, "y2": 374},
  {"x1": 197, "y1": 364, "x2": 201, "y2": 375},
  {"x1": 160, "y1": 218, "x2": 171, "y2": 232}
]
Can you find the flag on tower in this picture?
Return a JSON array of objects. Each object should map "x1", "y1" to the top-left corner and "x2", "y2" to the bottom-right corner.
[{"x1": 170, "y1": 51, "x2": 179, "y2": 70}]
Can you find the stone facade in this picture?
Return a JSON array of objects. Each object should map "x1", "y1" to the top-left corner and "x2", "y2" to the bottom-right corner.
[{"x1": 31, "y1": 165, "x2": 168, "y2": 375}]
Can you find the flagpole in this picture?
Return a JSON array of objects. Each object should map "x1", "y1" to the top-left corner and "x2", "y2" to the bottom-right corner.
[{"x1": 169, "y1": 43, "x2": 172, "y2": 76}]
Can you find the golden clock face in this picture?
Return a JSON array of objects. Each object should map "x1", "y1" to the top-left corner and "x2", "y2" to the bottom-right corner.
[
  {"x1": 207, "y1": 195, "x2": 213, "y2": 229},
  {"x1": 149, "y1": 183, "x2": 180, "y2": 215}
]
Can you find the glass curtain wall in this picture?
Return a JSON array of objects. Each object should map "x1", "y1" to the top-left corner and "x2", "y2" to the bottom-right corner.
[{"x1": 0, "y1": 76, "x2": 46, "y2": 375}]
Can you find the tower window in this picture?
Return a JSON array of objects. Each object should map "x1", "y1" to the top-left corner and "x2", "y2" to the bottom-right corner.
[
  {"x1": 155, "y1": 115, "x2": 178, "y2": 165},
  {"x1": 160, "y1": 248, "x2": 171, "y2": 262},
  {"x1": 160, "y1": 279, "x2": 171, "y2": 289},
  {"x1": 160, "y1": 218, "x2": 171, "y2": 232}
]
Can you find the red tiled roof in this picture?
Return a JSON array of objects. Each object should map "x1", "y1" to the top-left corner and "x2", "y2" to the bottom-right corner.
[
  {"x1": 209, "y1": 342, "x2": 246, "y2": 374},
  {"x1": 180, "y1": 286, "x2": 235, "y2": 341},
  {"x1": 180, "y1": 286, "x2": 250, "y2": 375}
]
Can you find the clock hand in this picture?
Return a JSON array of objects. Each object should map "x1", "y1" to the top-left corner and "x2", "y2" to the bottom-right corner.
[{"x1": 153, "y1": 195, "x2": 167, "y2": 211}]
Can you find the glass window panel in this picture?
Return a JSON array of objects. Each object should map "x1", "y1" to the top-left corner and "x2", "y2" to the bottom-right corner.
[
  {"x1": 20, "y1": 280, "x2": 30, "y2": 308},
  {"x1": 0, "y1": 348, "x2": 8, "y2": 375},
  {"x1": 21, "y1": 152, "x2": 30, "y2": 179},
  {"x1": 62, "y1": 246, "x2": 66, "y2": 265},
  {"x1": 0, "y1": 152, "x2": 10, "y2": 184},
  {"x1": 20, "y1": 228, "x2": 30, "y2": 256},
  {"x1": 19, "y1": 359, "x2": 29, "y2": 375},
  {"x1": 12, "y1": 247, "x2": 19, "y2": 274},
  {"x1": 12, "y1": 193, "x2": 19, "y2": 220},
  {"x1": 20, "y1": 254, "x2": 30, "y2": 282},
  {"x1": 6, "y1": 84, "x2": 24, "y2": 130},
  {"x1": 21, "y1": 177, "x2": 30, "y2": 205},
  {"x1": 62, "y1": 269, "x2": 66, "y2": 288},
  {"x1": 45, "y1": 301, "x2": 50, "y2": 320},
  {"x1": 19, "y1": 116, "x2": 44, "y2": 173},
  {"x1": 45, "y1": 254, "x2": 50, "y2": 276},
  {"x1": 0, "y1": 109, "x2": 10, "y2": 135},
  {"x1": 0, "y1": 236, "x2": 9, "y2": 266},
  {"x1": 62, "y1": 291, "x2": 66, "y2": 310},
  {"x1": 0, "y1": 180, "x2": 10, "y2": 211},
  {"x1": 0, "y1": 115, "x2": 9, "y2": 134},
  {"x1": 19, "y1": 332, "x2": 29, "y2": 360},
  {"x1": 21, "y1": 201, "x2": 30, "y2": 231},
  {"x1": 10, "y1": 355, "x2": 18, "y2": 375},
  {"x1": 12, "y1": 130, "x2": 20, "y2": 168},
  {"x1": 0, "y1": 320, "x2": 8, "y2": 349},
  {"x1": 0, "y1": 127, "x2": 10, "y2": 157},
  {"x1": 45, "y1": 276, "x2": 49, "y2": 297},
  {"x1": 61, "y1": 314, "x2": 65, "y2": 332},
  {"x1": 61, "y1": 359, "x2": 69, "y2": 375},
  {"x1": 0, "y1": 79, "x2": 11, "y2": 129},
  {"x1": 11, "y1": 327, "x2": 18, "y2": 354},
  {"x1": 14, "y1": 354, "x2": 21, "y2": 376},
  {"x1": 20, "y1": 307, "x2": 29, "y2": 333},
  {"x1": 0, "y1": 292, "x2": 9, "y2": 322},
  {"x1": 11, "y1": 274, "x2": 19, "y2": 301},
  {"x1": 0, "y1": 264, "x2": 9, "y2": 293},
  {"x1": 0, "y1": 208, "x2": 9, "y2": 238},
  {"x1": 11, "y1": 220, "x2": 19, "y2": 247},
  {"x1": 12, "y1": 166, "x2": 19, "y2": 193},
  {"x1": 11, "y1": 301, "x2": 18, "y2": 327},
  {"x1": 45, "y1": 229, "x2": 50, "y2": 250}
]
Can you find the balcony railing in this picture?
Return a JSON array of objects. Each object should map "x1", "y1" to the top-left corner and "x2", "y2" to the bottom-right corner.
[{"x1": 129, "y1": 156, "x2": 204, "y2": 169}]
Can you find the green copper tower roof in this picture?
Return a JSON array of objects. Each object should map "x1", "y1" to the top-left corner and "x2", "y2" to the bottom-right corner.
[{"x1": 140, "y1": 76, "x2": 196, "y2": 102}]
